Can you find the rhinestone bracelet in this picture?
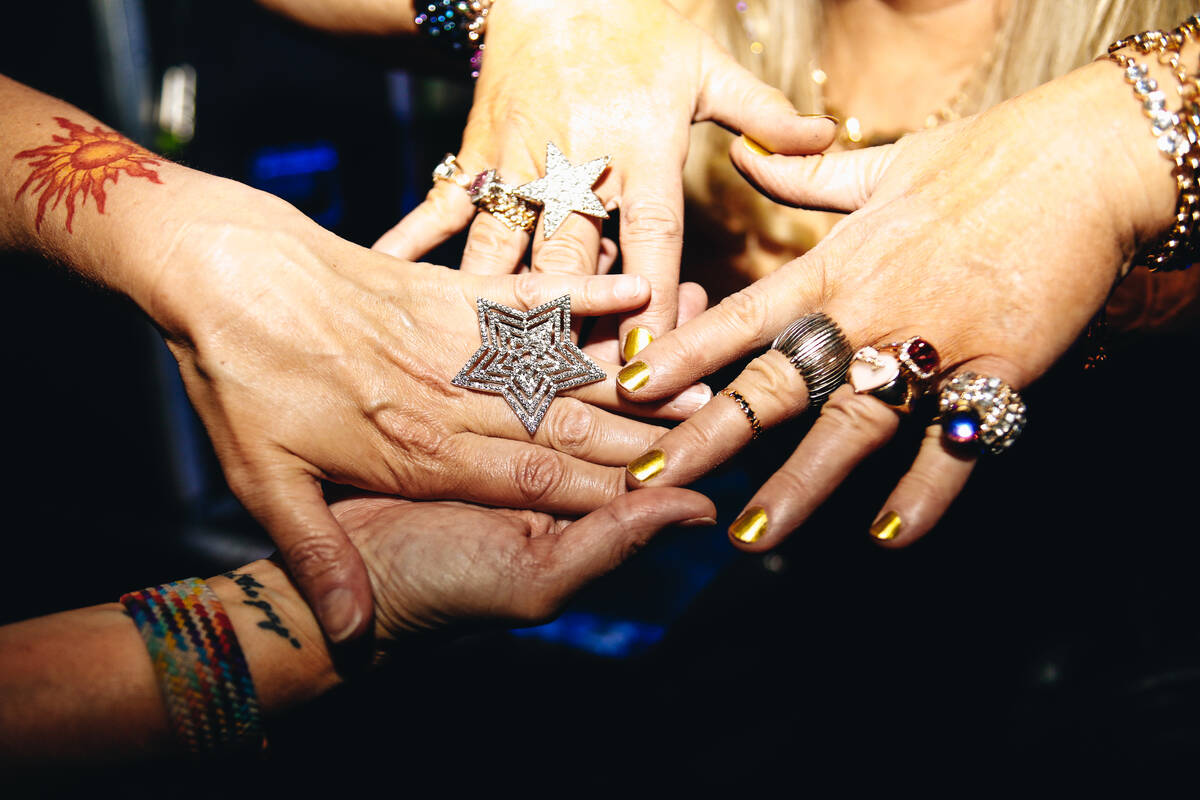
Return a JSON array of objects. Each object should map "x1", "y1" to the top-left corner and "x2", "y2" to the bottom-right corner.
[
  {"x1": 1106, "y1": 14, "x2": 1200, "y2": 271},
  {"x1": 414, "y1": 0, "x2": 493, "y2": 78}
]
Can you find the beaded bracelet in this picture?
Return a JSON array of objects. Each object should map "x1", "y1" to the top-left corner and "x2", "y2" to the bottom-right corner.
[
  {"x1": 1106, "y1": 15, "x2": 1200, "y2": 271},
  {"x1": 414, "y1": 0, "x2": 493, "y2": 78},
  {"x1": 121, "y1": 578, "x2": 264, "y2": 754}
]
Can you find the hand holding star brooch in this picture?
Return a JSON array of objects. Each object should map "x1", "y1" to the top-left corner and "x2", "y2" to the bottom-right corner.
[{"x1": 453, "y1": 295, "x2": 606, "y2": 434}]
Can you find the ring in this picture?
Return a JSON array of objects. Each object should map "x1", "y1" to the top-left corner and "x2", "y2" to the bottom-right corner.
[
  {"x1": 453, "y1": 295, "x2": 605, "y2": 434},
  {"x1": 847, "y1": 336, "x2": 941, "y2": 413},
  {"x1": 431, "y1": 154, "x2": 539, "y2": 233},
  {"x1": 937, "y1": 372, "x2": 1027, "y2": 455},
  {"x1": 770, "y1": 313, "x2": 855, "y2": 407},
  {"x1": 721, "y1": 389, "x2": 762, "y2": 439},
  {"x1": 467, "y1": 169, "x2": 540, "y2": 233},
  {"x1": 512, "y1": 141, "x2": 610, "y2": 239}
]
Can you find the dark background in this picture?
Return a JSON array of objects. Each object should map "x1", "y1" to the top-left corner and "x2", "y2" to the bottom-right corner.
[{"x1": 3, "y1": 1, "x2": 1200, "y2": 793}]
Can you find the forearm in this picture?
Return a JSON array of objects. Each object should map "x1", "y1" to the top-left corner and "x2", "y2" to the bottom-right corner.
[
  {"x1": 0, "y1": 560, "x2": 339, "y2": 766},
  {"x1": 256, "y1": 0, "x2": 419, "y2": 35}
]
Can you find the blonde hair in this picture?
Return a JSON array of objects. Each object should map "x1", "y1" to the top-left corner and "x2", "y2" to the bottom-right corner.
[{"x1": 684, "y1": 0, "x2": 1200, "y2": 257}]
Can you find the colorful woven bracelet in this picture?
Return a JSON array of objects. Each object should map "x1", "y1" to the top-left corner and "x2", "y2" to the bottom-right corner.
[
  {"x1": 414, "y1": 0, "x2": 493, "y2": 78},
  {"x1": 121, "y1": 578, "x2": 264, "y2": 754}
]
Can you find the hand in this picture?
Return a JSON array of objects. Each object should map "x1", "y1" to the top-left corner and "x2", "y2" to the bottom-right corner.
[
  {"x1": 144, "y1": 173, "x2": 713, "y2": 643},
  {"x1": 333, "y1": 487, "x2": 717, "y2": 641},
  {"x1": 373, "y1": 0, "x2": 836, "y2": 363},
  {"x1": 616, "y1": 61, "x2": 1179, "y2": 549}
]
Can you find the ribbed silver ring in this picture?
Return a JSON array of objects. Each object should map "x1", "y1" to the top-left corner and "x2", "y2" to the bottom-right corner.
[{"x1": 770, "y1": 313, "x2": 854, "y2": 407}]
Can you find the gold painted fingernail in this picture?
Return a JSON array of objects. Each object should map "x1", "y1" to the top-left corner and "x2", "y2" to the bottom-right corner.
[
  {"x1": 741, "y1": 134, "x2": 773, "y2": 156},
  {"x1": 869, "y1": 511, "x2": 902, "y2": 541},
  {"x1": 627, "y1": 449, "x2": 665, "y2": 482},
  {"x1": 622, "y1": 327, "x2": 654, "y2": 362},
  {"x1": 729, "y1": 507, "x2": 768, "y2": 544},
  {"x1": 617, "y1": 360, "x2": 651, "y2": 392}
]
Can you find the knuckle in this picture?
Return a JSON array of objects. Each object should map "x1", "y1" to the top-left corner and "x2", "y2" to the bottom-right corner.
[
  {"x1": 544, "y1": 399, "x2": 595, "y2": 455},
  {"x1": 512, "y1": 272, "x2": 543, "y2": 309},
  {"x1": 738, "y1": 353, "x2": 803, "y2": 403},
  {"x1": 819, "y1": 390, "x2": 897, "y2": 448},
  {"x1": 512, "y1": 448, "x2": 567, "y2": 507},
  {"x1": 463, "y1": 218, "x2": 520, "y2": 265},
  {"x1": 713, "y1": 289, "x2": 770, "y2": 343},
  {"x1": 621, "y1": 198, "x2": 684, "y2": 243},
  {"x1": 535, "y1": 236, "x2": 594, "y2": 275}
]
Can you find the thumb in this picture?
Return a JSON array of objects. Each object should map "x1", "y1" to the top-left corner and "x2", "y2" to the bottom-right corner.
[
  {"x1": 236, "y1": 464, "x2": 374, "y2": 644},
  {"x1": 551, "y1": 488, "x2": 717, "y2": 582},
  {"x1": 729, "y1": 139, "x2": 897, "y2": 212},
  {"x1": 697, "y1": 44, "x2": 837, "y2": 155}
]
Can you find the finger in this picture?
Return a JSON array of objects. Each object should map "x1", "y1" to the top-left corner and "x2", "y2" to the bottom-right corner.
[
  {"x1": 569, "y1": 360, "x2": 713, "y2": 420},
  {"x1": 597, "y1": 237, "x2": 619, "y2": 275},
  {"x1": 615, "y1": 260, "x2": 827, "y2": 401},
  {"x1": 676, "y1": 281, "x2": 709, "y2": 327},
  {"x1": 373, "y1": 180, "x2": 475, "y2": 260},
  {"x1": 729, "y1": 142, "x2": 897, "y2": 213},
  {"x1": 726, "y1": 384, "x2": 899, "y2": 550},
  {"x1": 498, "y1": 272, "x2": 650, "y2": 316},
  {"x1": 615, "y1": 173, "x2": 684, "y2": 362},
  {"x1": 550, "y1": 487, "x2": 718, "y2": 580},
  {"x1": 866, "y1": 422, "x2": 976, "y2": 548},
  {"x1": 867, "y1": 355, "x2": 1023, "y2": 547},
  {"x1": 460, "y1": 207, "x2": 532, "y2": 275},
  {"x1": 445, "y1": 434, "x2": 626, "y2": 514},
  {"x1": 698, "y1": 44, "x2": 837, "y2": 155},
  {"x1": 233, "y1": 461, "x2": 373, "y2": 643},
  {"x1": 529, "y1": 198, "x2": 604, "y2": 278},
  {"x1": 473, "y1": 395, "x2": 671, "y2": 466},
  {"x1": 625, "y1": 349, "x2": 809, "y2": 489}
]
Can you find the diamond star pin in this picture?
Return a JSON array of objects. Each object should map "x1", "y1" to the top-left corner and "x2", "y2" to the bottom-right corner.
[
  {"x1": 513, "y1": 142, "x2": 610, "y2": 238},
  {"x1": 453, "y1": 295, "x2": 606, "y2": 434}
]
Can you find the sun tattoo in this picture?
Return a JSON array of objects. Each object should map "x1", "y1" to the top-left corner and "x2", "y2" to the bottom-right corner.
[{"x1": 14, "y1": 116, "x2": 162, "y2": 233}]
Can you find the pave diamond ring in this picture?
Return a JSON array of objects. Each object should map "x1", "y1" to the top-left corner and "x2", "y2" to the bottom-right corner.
[{"x1": 937, "y1": 372, "x2": 1027, "y2": 455}]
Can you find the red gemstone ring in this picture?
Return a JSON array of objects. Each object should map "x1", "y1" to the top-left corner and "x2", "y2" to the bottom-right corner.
[{"x1": 846, "y1": 336, "x2": 941, "y2": 414}]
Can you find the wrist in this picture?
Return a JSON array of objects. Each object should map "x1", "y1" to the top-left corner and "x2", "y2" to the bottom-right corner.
[{"x1": 207, "y1": 559, "x2": 343, "y2": 715}]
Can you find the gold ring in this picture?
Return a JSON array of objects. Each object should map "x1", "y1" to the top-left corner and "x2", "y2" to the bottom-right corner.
[{"x1": 467, "y1": 169, "x2": 539, "y2": 233}]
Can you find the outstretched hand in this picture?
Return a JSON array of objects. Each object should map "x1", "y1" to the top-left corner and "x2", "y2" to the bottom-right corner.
[
  {"x1": 618, "y1": 60, "x2": 1178, "y2": 549},
  {"x1": 333, "y1": 487, "x2": 717, "y2": 640},
  {"x1": 373, "y1": 0, "x2": 836, "y2": 362}
]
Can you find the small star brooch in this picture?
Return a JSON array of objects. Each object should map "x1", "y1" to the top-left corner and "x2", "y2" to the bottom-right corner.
[
  {"x1": 453, "y1": 295, "x2": 606, "y2": 434},
  {"x1": 513, "y1": 142, "x2": 610, "y2": 238}
]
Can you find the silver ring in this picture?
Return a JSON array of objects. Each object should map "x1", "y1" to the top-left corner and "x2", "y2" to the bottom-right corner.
[
  {"x1": 770, "y1": 313, "x2": 854, "y2": 407},
  {"x1": 937, "y1": 372, "x2": 1027, "y2": 455}
]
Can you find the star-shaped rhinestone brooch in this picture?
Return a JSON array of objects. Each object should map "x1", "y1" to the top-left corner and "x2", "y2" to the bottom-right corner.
[
  {"x1": 514, "y1": 142, "x2": 610, "y2": 238},
  {"x1": 453, "y1": 295, "x2": 606, "y2": 434}
]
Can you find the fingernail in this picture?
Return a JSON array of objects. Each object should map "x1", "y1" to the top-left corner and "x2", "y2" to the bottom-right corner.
[
  {"x1": 869, "y1": 511, "x2": 902, "y2": 541},
  {"x1": 614, "y1": 275, "x2": 644, "y2": 301},
  {"x1": 627, "y1": 449, "x2": 665, "y2": 482},
  {"x1": 317, "y1": 587, "x2": 362, "y2": 643},
  {"x1": 668, "y1": 384, "x2": 712, "y2": 414},
  {"x1": 617, "y1": 361, "x2": 651, "y2": 392},
  {"x1": 622, "y1": 327, "x2": 654, "y2": 362},
  {"x1": 679, "y1": 516, "x2": 718, "y2": 528},
  {"x1": 729, "y1": 507, "x2": 768, "y2": 543},
  {"x1": 798, "y1": 113, "x2": 840, "y2": 124},
  {"x1": 741, "y1": 134, "x2": 773, "y2": 156}
]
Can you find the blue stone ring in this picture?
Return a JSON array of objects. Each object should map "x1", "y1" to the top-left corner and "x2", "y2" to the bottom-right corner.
[{"x1": 936, "y1": 372, "x2": 1027, "y2": 455}]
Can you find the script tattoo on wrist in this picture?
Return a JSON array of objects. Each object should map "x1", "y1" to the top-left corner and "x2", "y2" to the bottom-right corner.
[
  {"x1": 13, "y1": 116, "x2": 162, "y2": 233},
  {"x1": 223, "y1": 571, "x2": 303, "y2": 649}
]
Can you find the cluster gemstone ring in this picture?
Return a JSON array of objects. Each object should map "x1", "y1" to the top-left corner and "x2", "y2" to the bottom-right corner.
[
  {"x1": 432, "y1": 154, "x2": 539, "y2": 233},
  {"x1": 847, "y1": 336, "x2": 941, "y2": 413},
  {"x1": 937, "y1": 372, "x2": 1027, "y2": 455}
]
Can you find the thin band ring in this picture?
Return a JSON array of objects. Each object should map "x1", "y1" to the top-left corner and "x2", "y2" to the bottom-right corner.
[{"x1": 721, "y1": 389, "x2": 762, "y2": 440}]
